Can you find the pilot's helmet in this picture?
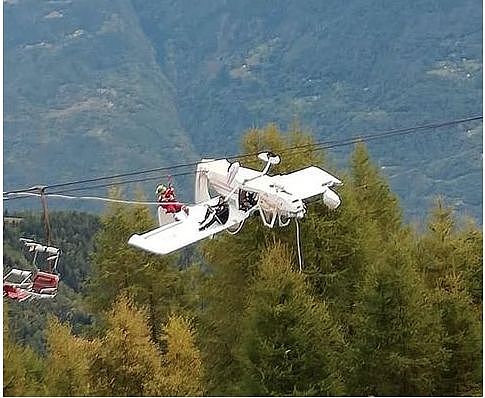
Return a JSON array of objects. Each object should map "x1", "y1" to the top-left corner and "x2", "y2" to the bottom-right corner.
[{"x1": 156, "y1": 184, "x2": 167, "y2": 195}]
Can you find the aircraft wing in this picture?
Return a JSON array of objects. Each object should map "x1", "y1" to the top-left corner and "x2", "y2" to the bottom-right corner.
[
  {"x1": 128, "y1": 197, "x2": 248, "y2": 255},
  {"x1": 273, "y1": 166, "x2": 342, "y2": 200}
]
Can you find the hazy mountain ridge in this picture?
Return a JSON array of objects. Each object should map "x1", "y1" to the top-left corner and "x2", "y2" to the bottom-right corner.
[
  {"x1": 4, "y1": 0, "x2": 482, "y2": 221},
  {"x1": 132, "y1": 0, "x2": 482, "y2": 221},
  {"x1": 4, "y1": 0, "x2": 198, "y2": 193}
]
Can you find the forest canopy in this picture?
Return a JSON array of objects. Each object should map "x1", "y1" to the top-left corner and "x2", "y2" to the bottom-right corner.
[{"x1": 3, "y1": 125, "x2": 482, "y2": 396}]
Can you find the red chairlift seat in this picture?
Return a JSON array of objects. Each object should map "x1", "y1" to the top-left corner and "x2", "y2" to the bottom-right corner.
[
  {"x1": 32, "y1": 271, "x2": 59, "y2": 294},
  {"x1": 3, "y1": 270, "x2": 59, "y2": 302},
  {"x1": 3, "y1": 239, "x2": 62, "y2": 302},
  {"x1": 3, "y1": 284, "x2": 30, "y2": 301}
]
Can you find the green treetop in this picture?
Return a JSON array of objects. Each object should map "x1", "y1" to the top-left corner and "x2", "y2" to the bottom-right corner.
[
  {"x1": 350, "y1": 142, "x2": 402, "y2": 236},
  {"x1": 87, "y1": 187, "x2": 185, "y2": 342},
  {"x1": 350, "y1": 232, "x2": 446, "y2": 396},
  {"x1": 88, "y1": 294, "x2": 165, "y2": 396},
  {"x1": 156, "y1": 314, "x2": 205, "y2": 396},
  {"x1": 43, "y1": 317, "x2": 93, "y2": 396},
  {"x1": 237, "y1": 242, "x2": 346, "y2": 396}
]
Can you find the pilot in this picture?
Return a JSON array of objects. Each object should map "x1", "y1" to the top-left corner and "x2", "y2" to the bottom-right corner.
[
  {"x1": 239, "y1": 190, "x2": 257, "y2": 211},
  {"x1": 199, "y1": 196, "x2": 229, "y2": 231},
  {"x1": 156, "y1": 184, "x2": 169, "y2": 207}
]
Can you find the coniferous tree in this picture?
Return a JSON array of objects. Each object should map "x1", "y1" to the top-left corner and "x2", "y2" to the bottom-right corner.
[
  {"x1": 3, "y1": 123, "x2": 483, "y2": 397},
  {"x1": 3, "y1": 341, "x2": 28, "y2": 397},
  {"x1": 3, "y1": 343, "x2": 45, "y2": 397},
  {"x1": 350, "y1": 142, "x2": 402, "y2": 237},
  {"x1": 3, "y1": 305, "x2": 44, "y2": 396},
  {"x1": 449, "y1": 218, "x2": 482, "y2": 307},
  {"x1": 237, "y1": 242, "x2": 346, "y2": 396},
  {"x1": 156, "y1": 314, "x2": 204, "y2": 396},
  {"x1": 88, "y1": 294, "x2": 164, "y2": 396},
  {"x1": 87, "y1": 188, "x2": 185, "y2": 342},
  {"x1": 414, "y1": 200, "x2": 483, "y2": 396},
  {"x1": 300, "y1": 179, "x2": 382, "y2": 335},
  {"x1": 415, "y1": 198, "x2": 482, "y2": 311},
  {"x1": 350, "y1": 233, "x2": 446, "y2": 396},
  {"x1": 43, "y1": 317, "x2": 93, "y2": 396},
  {"x1": 198, "y1": 124, "x2": 330, "y2": 394},
  {"x1": 4, "y1": 308, "x2": 29, "y2": 397},
  {"x1": 416, "y1": 198, "x2": 457, "y2": 287},
  {"x1": 198, "y1": 215, "x2": 267, "y2": 394},
  {"x1": 88, "y1": 189, "x2": 157, "y2": 310},
  {"x1": 295, "y1": 142, "x2": 404, "y2": 338},
  {"x1": 433, "y1": 275, "x2": 483, "y2": 396},
  {"x1": 296, "y1": 140, "x2": 407, "y2": 341}
]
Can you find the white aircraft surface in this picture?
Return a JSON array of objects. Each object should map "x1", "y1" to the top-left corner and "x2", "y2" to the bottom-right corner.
[{"x1": 128, "y1": 152, "x2": 342, "y2": 255}]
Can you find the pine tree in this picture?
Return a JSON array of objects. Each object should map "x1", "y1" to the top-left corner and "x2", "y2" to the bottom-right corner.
[
  {"x1": 197, "y1": 216, "x2": 268, "y2": 394},
  {"x1": 198, "y1": 124, "x2": 329, "y2": 394},
  {"x1": 4, "y1": 327, "x2": 30, "y2": 396},
  {"x1": 416, "y1": 198, "x2": 457, "y2": 287},
  {"x1": 3, "y1": 344, "x2": 45, "y2": 397},
  {"x1": 3, "y1": 304, "x2": 44, "y2": 396},
  {"x1": 414, "y1": 200, "x2": 483, "y2": 395},
  {"x1": 88, "y1": 188, "x2": 158, "y2": 309},
  {"x1": 452, "y1": 218, "x2": 483, "y2": 307},
  {"x1": 237, "y1": 242, "x2": 346, "y2": 396},
  {"x1": 415, "y1": 198, "x2": 482, "y2": 309},
  {"x1": 43, "y1": 317, "x2": 93, "y2": 396},
  {"x1": 88, "y1": 294, "x2": 165, "y2": 396},
  {"x1": 294, "y1": 142, "x2": 403, "y2": 339},
  {"x1": 156, "y1": 314, "x2": 204, "y2": 396},
  {"x1": 350, "y1": 142, "x2": 402, "y2": 236},
  {"x1": 350, "y1": 233, "x2": 446, "y2": 396},
  {"x1": 299, "y1": 179, "x2": 383, "y2": 335},
  {"x1": 87, "y1": 187, "x2": 185, "y2": 342},
  {"x1": 433, "y1": 275, "x2": 483, "y2": 396}
]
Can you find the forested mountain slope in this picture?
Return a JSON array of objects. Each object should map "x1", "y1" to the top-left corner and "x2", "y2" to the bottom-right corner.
[
  {"x1": 132, "y1": 0, "x2": 482, "y2": 220},
  {"x1": 3, "y1": 211, "x2": 101, "y2": 352},
  {"x1": 4, "y1": 0, "x2": 482, "y2": 221},
  {"x1": 4, "y1": 0, "x2": 198, "y2": 194}
]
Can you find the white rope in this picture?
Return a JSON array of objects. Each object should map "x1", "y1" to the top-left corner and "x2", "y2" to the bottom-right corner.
[
  {"x1": 4, "y1": 191, "x2": 190, "y2": 207},
  {"x1": 295, "y1": 218, "x2": 303, "y2": 272}
]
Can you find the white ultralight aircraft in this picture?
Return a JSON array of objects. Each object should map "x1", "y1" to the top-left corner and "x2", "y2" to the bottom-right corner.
[{"x1": 128, "y1": 152, "x2": 342, "y2": 255}]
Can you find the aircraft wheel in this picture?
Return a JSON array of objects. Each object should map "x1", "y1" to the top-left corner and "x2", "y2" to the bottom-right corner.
[{"x1": 226, "y1": 220, "x2": 244, "y2": 235}]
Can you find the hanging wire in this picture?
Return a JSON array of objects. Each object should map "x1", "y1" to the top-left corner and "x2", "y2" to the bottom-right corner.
[
  {"x1": 4, "y1": 114, "x2": 481, "y2": 197},
  {"x1": 295, "y1": 218, "x2": 303, "y2": 272},
  {"x1": 37, "y1": 187, "x2": 52, "y2": 247},
  {"x1": 7, "y1": 191, "x2": 187, "y2": 206},
  {"x1": 4, "y1": 170, "x2": 200, "y2": 202}
]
